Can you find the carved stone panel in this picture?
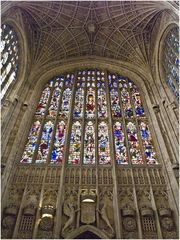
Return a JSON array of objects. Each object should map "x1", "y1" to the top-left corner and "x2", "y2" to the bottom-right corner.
[
  {"x1": 61, "y1": 187, "x2": 79, "y2": 238},
  {"x1": 118, "y1": 187, "x2": 138, "y2": 239},
  {"x1": 98, "y1": 187, "x2": 115, "y2": 238}
]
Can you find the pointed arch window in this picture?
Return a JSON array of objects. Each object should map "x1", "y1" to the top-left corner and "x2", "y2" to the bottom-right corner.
[
  {"x1": 20, "y1": 70, "x2": 158, "y2": 165},
  {"x1": 1, "y1": 24, "x2": 19, "y2": 100},
  {"x1": 162, "y1": 26, "x2": 179, "y2": 101}
]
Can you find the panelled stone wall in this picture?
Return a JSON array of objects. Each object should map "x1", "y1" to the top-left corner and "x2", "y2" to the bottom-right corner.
[{"x1": 2, "y1": 165, "x2": 178, "y2": 239}]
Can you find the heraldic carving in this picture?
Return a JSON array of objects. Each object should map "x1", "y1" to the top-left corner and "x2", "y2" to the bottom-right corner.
[{"x1": 80, "y1": 188, "x2": 96, "y2": 224}]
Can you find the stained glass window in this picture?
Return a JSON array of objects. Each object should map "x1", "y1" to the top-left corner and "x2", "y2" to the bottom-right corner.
[
  {"x1": 163, "y1": 26, "x2": 179, "y2": 101},
  {"x1": 1, "y1": 24, "x2": 19, "y2": 100},
  {"x1": 20, "y1": 70, "x2": 158, "y2": 165}
]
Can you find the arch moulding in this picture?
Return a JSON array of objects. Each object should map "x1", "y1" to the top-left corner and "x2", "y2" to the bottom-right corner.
[{"x1": 65, "y1": 225, "x2": 109, "y2": 239}]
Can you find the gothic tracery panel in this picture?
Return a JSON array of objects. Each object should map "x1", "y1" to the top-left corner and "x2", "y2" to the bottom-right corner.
[{"x1": 20, "y1": 70, "x2": 159, "y2": 166}]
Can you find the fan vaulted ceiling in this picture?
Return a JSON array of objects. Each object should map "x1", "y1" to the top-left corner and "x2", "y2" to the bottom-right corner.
[{"x1": 2, "y1": 1, "x2": 177, "y2": 68}]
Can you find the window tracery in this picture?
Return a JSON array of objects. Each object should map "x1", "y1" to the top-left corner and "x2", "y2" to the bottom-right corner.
[
  {"x1": 163, "y1": 26, "x2": 179, "y2": 101},
  {"x1": 20, "y1": 70, "x2": 158, "y2": 165},
  {"x1": 1, "y1": 24, "x2": 19, "y2": 100}
]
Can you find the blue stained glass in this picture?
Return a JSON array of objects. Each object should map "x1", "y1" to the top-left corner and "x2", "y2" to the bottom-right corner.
[
  {"x1": 164, "y1": 27, "x2": 179, "y2": 100},
  {"x1": 139, "y1": 122, "x2": 157, "y2": 164},
  {"x1": 98, "y1": 88, "x2": 107, "y2": 118},
  {"x1": 114, "y1": 122, "x2": 127, "y2": 164},
  {"x1": 98, "y1": 122, "x2": 110, "y2": 164},
  {"x1": 20, "y1": 121, "x2": 41, "y2": 163},
  {"x1": 84, "y1": 121, "x2": 95, "y2": 164},
  {"x1": 121, "y1": 88, "x2": 133, "y2": 118},
  {"x1": 110, "y1": 89, "x2": 122, "y2": 118},
  {"x1": 50, "y1": 121, "x2": 66, "y2": 164},
  {"x1": 59, "y1": 88, "x2": 72, "y2": 118}
]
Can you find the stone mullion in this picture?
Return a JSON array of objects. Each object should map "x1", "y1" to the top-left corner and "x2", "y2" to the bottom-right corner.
[
  {"x1": 105, "y1": 70, "x2": 122, "y2": 238},
  {"x1": 53, "y1": 72, "x2": 77, "y2": 238},
  {"x1": 46, "y1": 80, "x2": 65, "y2": 164},
  {"x1": 32, "y1": 167, "x2": 48, "y2": 238},
  {"x1": 77, "y1": 71, "x2": 87, "y2": 228},
  {"x1": 12, "y1": 185, "x2": 28, "y2": 238},
  {"x1": 31, "y1": 82, "x2": 55, "y2": 164},
  {"x1": 117, "y1": 76, "x2": 132, "y2": 167},
  {"x1": 128, "y1": 80, "x2": 147, "y2": 165},
  {"x1": 95, "y1": 71, "x2": 98, "y2": 168},
  {"x1": 80, "y1": 73, "x2": 87, "y2": 166},
  {"x1": 145, "y1": 169, "x2": 163, "y2": 238},
  {"x1": 130, "y1": 168, "x2": 143, "y2": 238}
]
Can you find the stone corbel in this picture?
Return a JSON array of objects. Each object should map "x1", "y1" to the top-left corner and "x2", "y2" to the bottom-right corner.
[
  {"x1": 169, "y1": 101, "x2": 177, "y2": 110},
  {"x1": 152, "y1": 104, "x2": 160, "y2": 114}
]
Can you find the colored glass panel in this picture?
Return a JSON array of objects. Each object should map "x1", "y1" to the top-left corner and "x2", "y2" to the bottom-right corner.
[
  {"x1": 121, "y1": 88, "x2": 133, "y2": 118},
  {"x1": 36, "y1": 121, "x2": 54, "y2": 163},
  {"x1": 139, "y1": 121, "x2": 157, "y2": 164},
  {"x1": 35, "y1": 85, "x2": 52, "y2": 116},
  {"x1": 84, "y1": 121, "x2": 95, "y2": 164},
  {"x1": 74, "y1": 88, "x2": 84, "y2": 118},
  {"x1": 20, "y1": 121, "x2": 41, "y2": 163},
  {"x1": 130, "y1": 82, "x2": 145, "y2": 117},
  {"x1": 59, "y1": 88, "x2": 72, "y2": 118},
  {"x1": 68, "y1": 121, "x2": 81, "y2": 164},
  {"x1": 98, "y1": 122, "x2": 110, "y2": 164},
  {"x1": 98, "y1": 88, "x2": 107, "y2": 118},
  {"x1": 48, "y1": 86, "x2": 61, "y2": 117},
  {"x1": 50, "y1": 121, "x2": 66, "y2": 164},
  {"x1": 114, "y1": 122, "x2": 127, "y2": 164},
  {"x1": 86, "y1": 88, "x2": 95, "y2": 118},
  {"x1": 163, "y1": 27, "x2": 179, "y2": 100},
  {"x1": 110, "y1": 89, "x2": 122, "y2": 118},
  {"x1": 127, "y1": 121, "x2": 143, "y2": 164}
]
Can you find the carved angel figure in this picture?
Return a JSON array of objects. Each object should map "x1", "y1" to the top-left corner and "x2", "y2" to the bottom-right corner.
[{"x1": 62, "y1": 200, "x2": 79, "y2": 233}]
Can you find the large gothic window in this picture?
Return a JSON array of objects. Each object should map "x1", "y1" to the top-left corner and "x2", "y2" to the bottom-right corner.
[
  {"x1": 0, "y1": 24, "x2": 19, "y2": 100},
  {"x1": 20, "y1": 70, "x2": 158, "y2": 165},
  {"x1": 162, "y1": 26, "x2": 179, "y2": 101}
]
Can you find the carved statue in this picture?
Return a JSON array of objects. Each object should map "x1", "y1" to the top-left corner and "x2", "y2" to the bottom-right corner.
[
  {"x1": 97, "y1": 194, "x2": 114, "y2": 233},
  {"x1": 62, "y1": 199, "x2": 79, "y2": 233}
]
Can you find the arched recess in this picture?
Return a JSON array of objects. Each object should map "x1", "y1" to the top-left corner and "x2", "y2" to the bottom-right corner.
[
  {"x1": 158, "y1": 23, "x2": 179, "y2": 103},
  {"x1": 2, "y1": 58, "x2": 179, "y2": 227},
  {"x1": 1, "y1": 14, "x2": 31, "y2": 190},
  {"x1": 1, "y1": 16, "x2": 30, "y2": 106},
  {"x1": 66, "y1": 225, "x2": 109, "y2": 239},
  {"x1": 150, "y1": 12, "x2": 179, "y2": 174}
]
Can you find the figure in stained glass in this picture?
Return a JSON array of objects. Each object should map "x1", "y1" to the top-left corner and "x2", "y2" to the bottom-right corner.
[
  {"x1": 51, "y1": 121, "x2": 66, "y2": 164},
  {"x1": 98, "y1": 122, "x2": 110, "y2": 164},
  {"x1": 36, "y1": 121, "x2": 54, "y2": 163},
  {"x1": 114, "y1": 122, "x2": 127, "y2": 164},
  {"x1": 68, "y1": 121, "x2": 81, "y2": 164},
  {"x1": 20, "y1": 121, "x2": 41, "y2": 163}
]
